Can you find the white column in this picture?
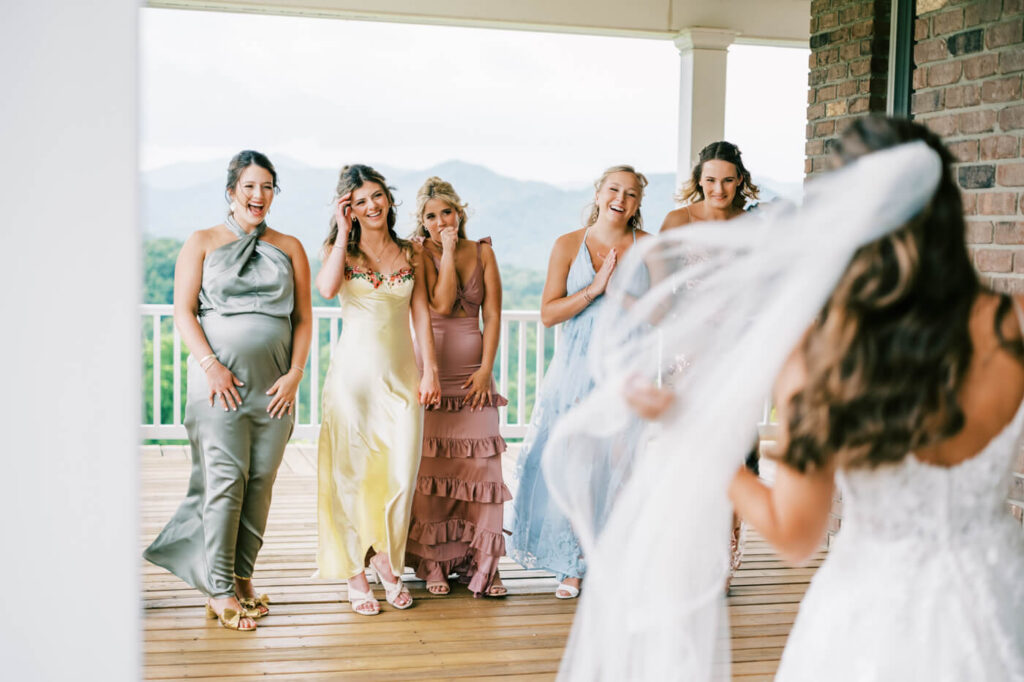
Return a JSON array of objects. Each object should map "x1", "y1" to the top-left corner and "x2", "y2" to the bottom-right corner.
[
  {"x1": 1, "y1": 3, "x2": 139, "y2": 679},
  {"x1": 674, "y1": 28, "x2": 737, "y2": 186}
]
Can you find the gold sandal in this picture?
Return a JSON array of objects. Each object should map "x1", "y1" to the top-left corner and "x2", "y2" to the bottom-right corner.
[
  {"x1": 239, "y1": 593, "x2": 270, "y2": 619},
  {"x1": 205, "y1": 602, "x2": 257, "y2": 632},
  {"x1": 426, "y1": 580, "x2": 451, "y2": 595},
  {"x1": 484, "y1": 579, "x2": 508, "y2": 598}
]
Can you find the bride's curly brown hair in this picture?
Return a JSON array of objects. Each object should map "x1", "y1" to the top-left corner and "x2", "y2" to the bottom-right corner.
[{"x1": 784, "y1": 116, "x2": 1023, "y2": 473}]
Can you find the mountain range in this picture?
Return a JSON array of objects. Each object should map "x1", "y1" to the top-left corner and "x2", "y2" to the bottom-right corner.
[{"x1": 142, "y1": 158, "x2": 800, "y2": 269}]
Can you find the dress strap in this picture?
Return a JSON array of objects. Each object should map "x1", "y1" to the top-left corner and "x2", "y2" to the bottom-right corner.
[
  {"x1": 220, "y1": 213, "x2": 268, "y2": 277},
  {"x1": 224, "y1": 213, "x2": 266, "y2": 240},
  {"x1": 473, "y1": 237, "x2": 491, "y2": 281}
]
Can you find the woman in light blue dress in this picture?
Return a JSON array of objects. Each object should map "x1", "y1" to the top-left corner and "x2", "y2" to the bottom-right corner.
[{"x1": 509, "y1": 165, "x2": 651, "y2": 598}]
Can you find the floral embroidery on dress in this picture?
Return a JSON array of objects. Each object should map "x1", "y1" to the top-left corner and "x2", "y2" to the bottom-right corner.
[{"x1": 345, "y1": 265, "x2": 414, "y2": 289}]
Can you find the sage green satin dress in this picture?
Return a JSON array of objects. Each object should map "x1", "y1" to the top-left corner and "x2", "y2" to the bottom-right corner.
[{"x1": 144, "y1": 216, "x2": 296, "y2": 598}]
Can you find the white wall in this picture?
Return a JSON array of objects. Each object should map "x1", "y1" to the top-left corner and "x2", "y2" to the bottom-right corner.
[{"x1": 1, "y1": 2, "x2": 140, "y2": 679}]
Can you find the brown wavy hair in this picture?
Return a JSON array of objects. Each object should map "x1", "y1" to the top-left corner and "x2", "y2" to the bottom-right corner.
[
  {"x1": 322, "y1": 164, "x2": 411, "y2": 265},
  {"x1": 413, "y1": 176, "x2": 468, "y2": 240},
  {"x1": 584, "y1": 164, "x2": 648, "y2": 231},
  {"x1": 675, "y1": 141, "x2": 759, "y2": 209},
  {"x1": 784, "y1": 116, "x2": 1022, "y2": 473}
]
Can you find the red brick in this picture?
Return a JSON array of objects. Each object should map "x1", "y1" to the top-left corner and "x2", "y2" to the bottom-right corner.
[
  {"x1": 819, "y1": 11, "x2": 839, "y2": 30},
  {"x1": 967, "y1": 220, "x2": 994, "y2": 244},
  {"x1": 810, "y1": 0, "x2": 830, "y2": 14},
  {"x1": 817, "y1": 84, "x2": 838, "y2": 101},
  {"x1": 812, "y1": 155, "x2": 831, "y2": 173},
  {"x1": 815, "y1": 120, "x2": 836, "y2": 136},
  {"x1": 933, "y1": 8, "x2": 964, "y2": 36},
  {"x1": 1014, "y1": 251, "x2": 1024, "y2": 274},
  {"x1": 914, "y1": 38, "x2": 948, "y2": 64},
  {"x1": 948, "y1": 139, "x2": 979, "y2": 163},
  {"x1": 981, "y1": 135, "x2": 1023, "y2": 160},
  {"x1": 977, "y1": 248, "x2": 1014, "y2": 272},
  {"x1": 964, "y1": 53, "x2": 999, "y2": 80},
  {"x1": 849, "y1": 97, "x2": 871, "y2": 114},
  {"x1": 991, "y1": 277, "x2": 1024, "y2": 294},
  {"x1": 944, "y1": 83, "x2": 980, "y2": 109},
  {"x1": 808, "y1": 88, "x2": 816, "y2": 105},
  {"x1": 840, "y1": 42, "x2": 862, "y2": 61},
  {"x1": 982, "y1": 76, "x2": 1023, "y2": 104},
  {"x1": 808, "y1": 102, "x2": 826, "y2": 119},
  {"x1": 851, "y1": 20, "x2": 874, "y2": 39},
  {"x1": 829, "y1": 27, "x2": 850, "y2": 43},
  {"x1": 978, "y1": 192, "x2": 1019, "y2": 215},
  {"x1": 963, "y1": 191, "x2": 978, "y2": 214},
  {"x1": 819, "y1": 47, "x2": 840, "y2": 66},
  {"x1": 987, "y1": 19, "x2": 1024, "y2": 49},
  {"x1": 915, "y1": 18, "x2": 929, "y2": 40},
  {"x1": 923, "y1": 114, "x2": 958, "y2": 136},
  {"x1": 958, "y1": 109, "x2": 997, "y2": 134},
  {"x1": 827, "y1": 63, "x2": 849, "y2": 82},
  {"x1": 929, "y1": 61, "x2": 963, "y2": 87},
  {"x1": 838, "y1": 80, "x2": 858, "y2": 97},
  {"x1": 1001, "y1": 105, "x2": 1024, "y2": 132},
  {"x1": 806, "y1": 139, "x2": 825, "y2": 156},
  {"x1": 851, "y1": 57, "x2": 872, "y2": 77},
  {"x1": 805, "y1": 158, "x2": 813, "y2": 175},
  {"x1": 826, "y1": 100, "x2": 849, "y2": 117},
  {"x1": 1001, "y1": 48, "x2": 1024, "y2": 75},
  {"x1": 998, "y1": 163, "x2": 1024, "y2": 187},
  {"x1": 913, "y1": 67, "x2": 928, "y2": 89},
  {"x1": 914, "y1": 89, "x2": 944, "y2": 114},
  {"x1": 1006, "y1": 0, "x2": 1024, "y2": 13},
  {"x1": 964, "y1": 0, "x2": 1002, "y2": 27},
  {"x1": 995, "y1": 222, "x2": 1024, "y2": 244}
]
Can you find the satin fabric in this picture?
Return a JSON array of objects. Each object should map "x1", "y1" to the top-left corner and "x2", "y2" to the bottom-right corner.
[
  {"x1": 317, "y1": 266, "x2": 424, "y2": 579},
  {"x1": 144, "y1": 216, "x2": 295, "y2": 597}
]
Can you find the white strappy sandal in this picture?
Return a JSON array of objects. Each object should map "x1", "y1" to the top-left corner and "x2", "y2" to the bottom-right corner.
[
  {"x1": 345, "y1": 581, "x2": 380, "y2": 616},
  {"x1": 370, "y1": 555, "x2": 414, "y2": 610},
  {"x1": 555, "y1": 581, "x2": 580, "y2": 599}
]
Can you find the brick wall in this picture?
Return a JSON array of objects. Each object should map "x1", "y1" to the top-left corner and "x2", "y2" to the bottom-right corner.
[
  {"x1": 805, "y1": 0, "x2": 892, "y2": 175},
  {"x1": 912, "y1": 1, "x2": 1024, "y2": 294},
  {"x1": 805, "y1": 0, "x2": 1024, "y2": 536}
]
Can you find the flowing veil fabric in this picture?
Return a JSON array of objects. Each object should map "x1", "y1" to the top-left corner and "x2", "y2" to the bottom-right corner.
[{"x1": 540, "y1": 143, "x2": 943, "y2": 681}]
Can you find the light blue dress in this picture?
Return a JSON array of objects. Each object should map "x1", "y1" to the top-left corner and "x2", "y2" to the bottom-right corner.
[{"x1": 509, "y1": 227, "x2": 636, "y2": 581}]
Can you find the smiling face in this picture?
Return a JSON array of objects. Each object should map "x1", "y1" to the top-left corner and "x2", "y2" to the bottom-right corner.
[
  {"x1": 350, "y1": 181, "x2": 390, "y2": 230},
  {"x1": 421, "y1": 197, "x2": 459, "y2": 241},
  {"x1": 228, "y1": 164, "x2": 275, "y2": 227},
  {"x1": 698, "y1": 159, "x2": 741, "y2": 210},
  {"x1": 595, "y1": 171, "x2": 642, "y2": 224}
]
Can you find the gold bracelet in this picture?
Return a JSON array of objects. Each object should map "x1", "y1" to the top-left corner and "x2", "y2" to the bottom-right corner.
[
  {"x1": 582, "y1": 287, "x2": 594, "y2": 304},
  {"x1": 198, "y1": 353, "x2": 217, "y2": 369},
  {"x1": 290, "y1": 365, "x2": 305, "y2": 374}
]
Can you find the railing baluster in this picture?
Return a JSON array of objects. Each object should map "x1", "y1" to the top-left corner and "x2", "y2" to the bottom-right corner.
[
  {"x1": 329, "y1": 318, "x2": 339, "y2": 359},
  {"x1": 499, "y1": 317, "x2": 509, "y2": 427},
  {"x1": 172, "y1": 323, "x2": 181, "y2": 426},
  {"x1": 152, "y1": 313, "x2": 162, "y2": 427},
  {"x1": 310, "y1": 317, "x2": 320, "y2": 426},
  {"x1": 517, "y1": 320, "x2": 527, "y2": 425},
  {"x1": 535, "y1": 319, "x2": 545, "y2": 390}
]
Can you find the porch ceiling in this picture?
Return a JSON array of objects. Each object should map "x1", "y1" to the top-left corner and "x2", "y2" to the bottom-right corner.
[{"x1": 148, "y1": 0, "x2": 810, "y2": 45}]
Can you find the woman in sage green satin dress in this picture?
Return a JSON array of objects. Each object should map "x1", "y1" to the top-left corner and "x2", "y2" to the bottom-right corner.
[
  {"x1": 144, "y1": 151, "x2": 313, "y2": 632},
  {"x1": 315, "y1": 164, "x2": 441, "y2": 616}
]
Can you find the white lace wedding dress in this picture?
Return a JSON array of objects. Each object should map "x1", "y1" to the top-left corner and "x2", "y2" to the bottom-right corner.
[{"x1": 776, "y1": 390, "x2": 1024, "y2": 680}]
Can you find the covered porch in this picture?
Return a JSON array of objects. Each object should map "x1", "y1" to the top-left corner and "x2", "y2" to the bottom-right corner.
[{"x1": 142, "y1": 443, "x2": 822, "y2": 680}]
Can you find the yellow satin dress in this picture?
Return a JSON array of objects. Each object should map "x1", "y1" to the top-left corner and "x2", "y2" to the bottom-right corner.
[{"x1": 317, "y1": 264, "x2": 423, "y2": 579}]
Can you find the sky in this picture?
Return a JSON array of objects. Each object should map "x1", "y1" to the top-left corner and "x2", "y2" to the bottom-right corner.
[{"x1": 140, "y1": 8, "x2": 809, "y2": 186}]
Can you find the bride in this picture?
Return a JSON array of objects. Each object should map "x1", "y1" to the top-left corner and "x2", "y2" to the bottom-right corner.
[{"x1": 543, "y1": 116, "x2": 1024, "y2": 681}]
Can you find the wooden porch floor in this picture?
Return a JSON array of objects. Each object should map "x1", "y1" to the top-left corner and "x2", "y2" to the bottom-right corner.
[{"x1": 141, "y1": 445, "x2": 823, "y2": 681}]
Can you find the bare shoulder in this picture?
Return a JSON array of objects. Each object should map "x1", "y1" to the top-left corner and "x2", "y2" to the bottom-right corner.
[
  {"x1": 553, "y1": 227, "x2": 586, "y2": 253},
  {"x1": 633, "y1": 228, "x2": 654, "y2": 241},
  {"x1": 183, "y1": 225, "x2": 223, "y2": 255},
  {"x1": 263, "y1": 228, "x2": 305, "y2": 258},
  {"x1": 660, "y1": 206, "x2": 692, "y2": 233}
]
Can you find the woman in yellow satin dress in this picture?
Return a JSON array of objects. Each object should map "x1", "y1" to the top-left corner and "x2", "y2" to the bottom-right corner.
[{"x1": 315, "y1": 164, "x2": 441, "y2": 615}]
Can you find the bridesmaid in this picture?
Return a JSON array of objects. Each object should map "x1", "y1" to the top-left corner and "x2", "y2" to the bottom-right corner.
[
  {"x1": 661, "y1": 140, "x2": 759, "y2": 232},
  {"x1": 509, "y1": 165, "x2": 651, "y2": 599},
  {"x1": 660, "y1": 140, "x2": 760, "y2": 590},
  {"x1": 144, "y1": 150, "x2": 313, "y2": 631},
  {"x1": 315, "y1": 164, "x2": 441, "y2": 615},
  {"x1": 406, "y1": 177, "x2": 510, "y2": 598}
]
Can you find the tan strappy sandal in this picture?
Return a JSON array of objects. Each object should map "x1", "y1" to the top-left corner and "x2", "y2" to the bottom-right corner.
[
  {"x1": 239, "y1": 593, "x2": 270, "y2": 619},
  {"x1": 206, "y1": 601, "x2": 257, "y2": 632}
]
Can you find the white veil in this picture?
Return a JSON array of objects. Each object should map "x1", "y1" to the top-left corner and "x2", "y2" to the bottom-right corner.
[{"x1": 540, "y1": 142, "x2": 943, "y2": 681}]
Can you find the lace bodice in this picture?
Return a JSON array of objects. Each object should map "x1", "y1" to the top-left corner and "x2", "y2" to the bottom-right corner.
[{"x1": 837, "y1": 395, "x2": 1024, "y2": 546}]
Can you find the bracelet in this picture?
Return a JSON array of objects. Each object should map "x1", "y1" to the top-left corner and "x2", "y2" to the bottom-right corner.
[
  {"x1": 290, "y1": 365, "x2": 305, "y2": 374},
  {"x1": 582, "y1": 287, "x2": 594, "y2": 304},
  {"x1": 198, "y1": 353, "x2": 217, "y2": 370}
]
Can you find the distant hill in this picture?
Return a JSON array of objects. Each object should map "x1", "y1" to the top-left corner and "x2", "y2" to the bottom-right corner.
[{"x1": 141, "y1": 158, "x2": 799, "y2": 270}]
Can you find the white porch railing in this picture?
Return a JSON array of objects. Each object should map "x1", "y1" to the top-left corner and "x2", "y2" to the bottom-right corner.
[{"x1": 141, "y1": 305, "x2": 556, "y2": 441}]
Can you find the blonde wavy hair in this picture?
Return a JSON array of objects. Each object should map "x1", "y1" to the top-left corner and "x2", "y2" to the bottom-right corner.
[
  {"x1": 413, "y1": 176, "x2": 468, "y2": 239},
  {"x1": 584, "y1": 165, "x2": 648, "y2": 231}
]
